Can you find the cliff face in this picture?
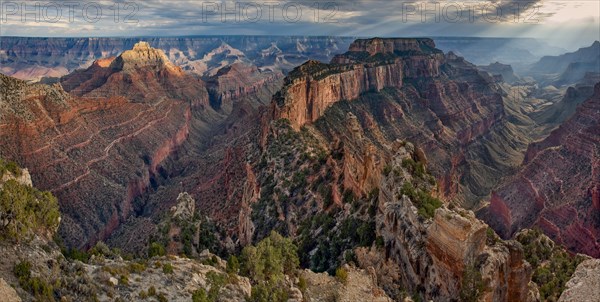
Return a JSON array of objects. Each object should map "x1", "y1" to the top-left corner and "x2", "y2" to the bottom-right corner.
[
  {"x1": 481, "y1": 83, "x2": 600, "y2": 257},
  {"x1": 205, "y1": 62, "x2": 283, "y2": 114},
  {"x1": 273, "y1": 38, "x2": 445, "y2": 130}
]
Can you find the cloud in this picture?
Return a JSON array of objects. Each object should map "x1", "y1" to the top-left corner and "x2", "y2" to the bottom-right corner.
[{"x1": 0, "y1": 0, "x2": 597, "y2": 48}]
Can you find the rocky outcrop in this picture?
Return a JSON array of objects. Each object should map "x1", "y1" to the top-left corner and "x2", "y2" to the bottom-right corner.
[
  {"x1": 205, "y1": 62, "x2": 283, "y2": 114},
  {"x1": 374, "y1": 146, "x2": 536, "y2": 301},
  {"x1": 272, "y1": 38, "x2": 516, "y2": 207},
  {"x1": 0, "y1": 167, "x2": 32, "y2": 188},
  {"x1": 347, "y1": 38, "x2": 437, "y2": 55},
  {"x1": 301, "y1": 265, "x2": 393, "y2": 302},
  {"x1": 481, "y1": 83, "x2": 600, "y2": 257},
  {"x1": 61, "y1": 42, "x2": 209, "y2": 108},
  {"x1": 110, "y1": 42, "x2": 183, "y2": 74},
  {"x1": 171, "y1": 192, "x2": 196, "y2": 221},
  {"x1": 478, "y1": 241, "x2": 539, "y2": 302},
  {"x1": 559, "y1": 259, "x2": 600, "y2": 302}
]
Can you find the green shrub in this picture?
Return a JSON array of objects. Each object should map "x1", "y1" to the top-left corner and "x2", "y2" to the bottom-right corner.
[
  {"x1": 128, "y1": 261, "x2": 147, "y2": 274},
  {"x1": 192, "y1": 288, "x2": 209, "y2": 302},
  {"x1": 241, "y1": 232, "x2": 299, "y2": 302},
  {"x1": 383, "y1": 164, "x2": 392, "y2": 177},
  {"x1": 162, "y1": 263, "x2": 174, "y2": 274},
  {"x1": 89, "y1": 241, "x2": 112, "y2": 257},
  {"x1": 148, "y1": 242, "x2": 166, "y2": 258},
  {"x1": 206, "y1": 271, "x2": 227, "y2": 301},
  {"x1": 459, "y1": 265, "x2": 484, "y2": 302},
  {"x1": 486, "y1": 228, "x2": 499, "y2": 245},
  {"x1": 515, "y1": 228, "x2": 584, "y2": 300},
  {"x1": 375, "y1": 236, "x2": 385, "y2": 248},
  {"x1": 13, "y1": 261, "x2": 55, "y2": 301},
  {"x1": 241, "y1": 231, "x2": 299, "y2": 283},
  {"x1": 63, "y1": 247, "x2": 91, "y2": 263},
  {"x1": 248, "y1": 282, "x2": 289, "y2": 302},
  {"x1": 226, "y1": 255, "x2": 240, "y2": 275},
  {"x1": 0, "y1": 158, "x2": 21, "y2": 176},
  {"x1": 400, "y1": 182, "x2": 442, "y2": 219},
  {"x1": 335, "y1": 267, "x2": 348, "y2": 284},
  {"x1": 0, "y1": 179, "x2": 60, "y2": 240},
  {"x1": 157, "y1": 293, "x2": 168, "y2": 302},
  {"x1": 13, "y1": 260, "x2": 32, "y2": 281},
  {"x1": 119, "y1": 274, "x2": 129, "y2": 286},
  {"x1": 298, "y1": 276, "x2": 308, "y2": 293}
]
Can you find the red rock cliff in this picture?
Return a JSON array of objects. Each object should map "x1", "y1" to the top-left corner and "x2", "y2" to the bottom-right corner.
[{"x1": 273, "y1": 38, "x2": 445, "y2": 130}]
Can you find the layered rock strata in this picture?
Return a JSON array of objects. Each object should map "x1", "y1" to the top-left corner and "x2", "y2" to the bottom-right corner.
[{"x1": 480, "y1": 83, "x2": 600, "y2": 257}]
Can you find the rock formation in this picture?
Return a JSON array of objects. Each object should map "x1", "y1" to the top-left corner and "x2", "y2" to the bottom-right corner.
[
  {"x1": 373, "y1": 146, "x2": 537, "y2": 301},
  {"x1": 171, "y1": 192, "x2": 196, "y2": 221},
  {"x1": 273, "y1": 38, "x2": 445, "y2": 130},
  {"x1": 271, "y1": 38, "x2": 522, "y2": 207},
  {"x1": 0, "y1": 278, "x2": 20, "y2": 302}
]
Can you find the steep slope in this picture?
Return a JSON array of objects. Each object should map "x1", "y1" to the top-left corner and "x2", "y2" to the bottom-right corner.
[
  {"x1": 104, "y1": 37, "x2": 526, "y2": 257},
  {"x1": 0, "y1": 42, "x2": 219, "y2": 249},
  {"x1": 480, "y1": 83, "x2": 600, "y2": 257}
]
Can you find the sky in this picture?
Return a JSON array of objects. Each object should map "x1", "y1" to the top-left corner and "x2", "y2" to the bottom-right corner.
[{"x1": 1, "y1": 0, "x2": 599, "y2": 50}]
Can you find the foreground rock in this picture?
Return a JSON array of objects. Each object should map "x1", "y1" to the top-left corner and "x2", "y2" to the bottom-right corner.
[
  {"x1": 559, "y1": 259, "x2": 600, "y2": 302},
  {"x1": 0, "y1": 278, "x2": 21, "y2": 302},
  {"x1": 363, "y1": 146, "x2": 538, "y2": 301},
  {"x1": 301, "y1": 265, "x2": 392, "y2": 302}
]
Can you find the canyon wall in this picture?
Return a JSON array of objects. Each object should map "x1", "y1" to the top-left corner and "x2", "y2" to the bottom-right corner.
[{"x1": 481, "y1": 83, "x2": 600, "y2": 257}]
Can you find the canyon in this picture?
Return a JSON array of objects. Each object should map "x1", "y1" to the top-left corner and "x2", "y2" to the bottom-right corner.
[{"x1": 1, "y1": 36, "x2": 599, "y2": 301}]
